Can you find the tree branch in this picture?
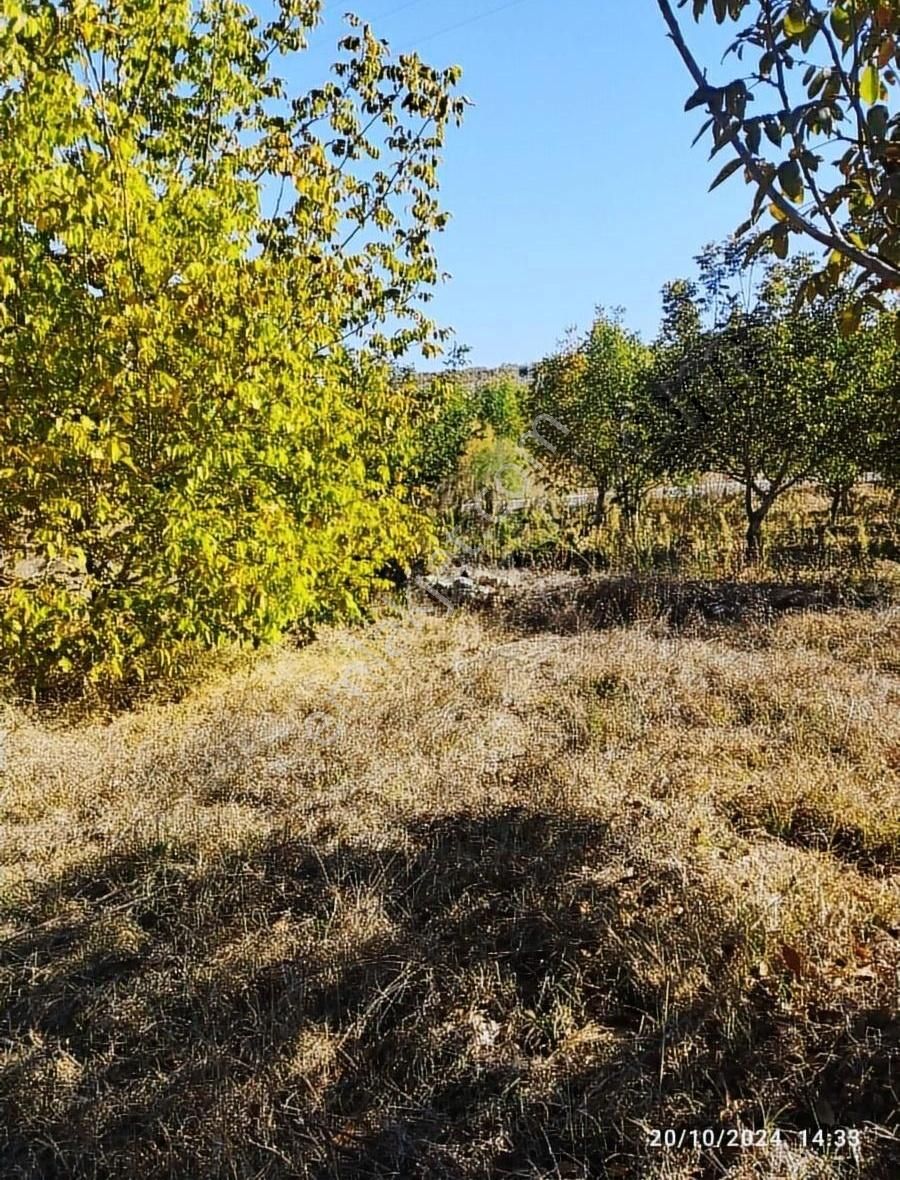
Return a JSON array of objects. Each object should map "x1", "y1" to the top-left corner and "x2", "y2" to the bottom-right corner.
[
  {"x1": 761, "y1": 0, "x2": 841, "y2": 241},
  {"x1": 656, "y1": 0, "x2": 900, "y2": 288},
  {"x1": 810, "y1": 0, "x2": 879, "y2": 207}
]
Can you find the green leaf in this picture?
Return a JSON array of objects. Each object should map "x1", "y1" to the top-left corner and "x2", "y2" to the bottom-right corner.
[
  {"x1": 709, "y1": 156, "x2": 744, "y2": 191},
  {"x1": 771, "y1": 231, "x2": 789, "y2": 259},
  {"x1": 859, "y1": 65, "x2": 881, "y2": 106},
  {"x1": 830, "y1": 5, "x2": 852, "y2": 45},
  {"x1": 777, "y1": 159, "x2": 804, "y2": 202}
]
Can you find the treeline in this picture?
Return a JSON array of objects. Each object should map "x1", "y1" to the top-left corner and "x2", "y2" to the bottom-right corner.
[
  {"x1": 419, "y1": 243, "x2": 899, "y2": 563},
  {"x1": 2, "y1": 4, "x2": 898, "y2": 701}
]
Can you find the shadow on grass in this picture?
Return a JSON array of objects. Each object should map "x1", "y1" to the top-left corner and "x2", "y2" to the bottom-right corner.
[
  {"x1": 1, "y1": 807, "x2": 897, "y2": 1178},
  {"x1": 498, "y1": 575, "x2": 895, "y2": 635}
]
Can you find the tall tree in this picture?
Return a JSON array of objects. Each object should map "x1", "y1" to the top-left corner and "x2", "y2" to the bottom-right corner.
[{"x1": 0, "y1": 0, "x2": 466, "y2": 697}]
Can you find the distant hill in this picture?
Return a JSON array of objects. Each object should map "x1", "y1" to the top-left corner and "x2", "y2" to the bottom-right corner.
[{"x1": 415, "y1": 363, "x2": 534, "y2": 387}]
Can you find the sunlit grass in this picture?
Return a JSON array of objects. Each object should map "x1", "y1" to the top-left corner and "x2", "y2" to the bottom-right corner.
[{"x1": 1, "y1": 592, "x2": 898, "y2": 1177}]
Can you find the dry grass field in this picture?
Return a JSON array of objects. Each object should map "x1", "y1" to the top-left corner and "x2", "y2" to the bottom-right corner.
[{"x1": 1, "y1": 587, "x2": 899, "y2": 1178}]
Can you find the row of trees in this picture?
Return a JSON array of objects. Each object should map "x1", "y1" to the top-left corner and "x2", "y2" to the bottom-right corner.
[
  {"x1": 526, "y1": 243, "x2": 898, "y2": 558},
  {"x1": 1, "y1": 0, "x2": 896, "y2": 698}
]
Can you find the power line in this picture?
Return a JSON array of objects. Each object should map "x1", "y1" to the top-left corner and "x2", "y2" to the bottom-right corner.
[
  {"x1": 402, "y1": 0, "x2": 535, "y2": 51},
  {"x1": 319, "y1": 0, "x2": 430, "y2": 27},
  {"x1": 375, "y1": 0, "x2": 432, "y2": 21}
]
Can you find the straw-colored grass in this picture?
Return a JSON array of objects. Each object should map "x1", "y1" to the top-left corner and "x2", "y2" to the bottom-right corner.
[{"x1": 1, "y1": 594, "x2": 898, "y2": 1178}]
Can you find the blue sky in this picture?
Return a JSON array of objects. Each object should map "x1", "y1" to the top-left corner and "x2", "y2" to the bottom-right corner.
[{"x1": 293, "y1": 1, "x2": 754, "y2": 367}]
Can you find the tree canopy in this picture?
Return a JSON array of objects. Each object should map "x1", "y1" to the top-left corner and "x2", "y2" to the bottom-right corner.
[
  {"x1": 0, "y1": 0, "x2": 465, "y2": 697},
  {"x1": 526, "y1": 312, "x2": 660, "y2": 528},
  {"x1": 654, "y1": 243, "x2": 896, "y2": 555}
]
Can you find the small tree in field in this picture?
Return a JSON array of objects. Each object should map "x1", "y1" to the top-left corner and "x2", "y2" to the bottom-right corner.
[
  {"x1": 525, "y1": 312, "x2": 659, "y2": 530},
  {"x1": 657, "y1": 243, "x2": 895, "y2": 558},
  {"x1": 0, "y1": 0, "x2": 465, "y2": 697},
  {"x1": 408, "y1": 371, "x2": 524, "y2": 506}
]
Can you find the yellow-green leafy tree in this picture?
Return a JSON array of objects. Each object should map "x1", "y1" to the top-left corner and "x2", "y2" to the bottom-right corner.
[
  {"x1": 0, "y1": 0, "x2": 465, "y2": 698},
  {"x1": 526, "y1": 313, "x2": 660, "y2": 529}
]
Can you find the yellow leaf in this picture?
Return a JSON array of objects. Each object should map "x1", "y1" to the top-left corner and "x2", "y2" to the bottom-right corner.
[
  {"x1": 860, "y1": 64, "x2": 881, "y2": 105},
  {"x1": 784, "y1": 10, "x2": 806, "y2": 36}
]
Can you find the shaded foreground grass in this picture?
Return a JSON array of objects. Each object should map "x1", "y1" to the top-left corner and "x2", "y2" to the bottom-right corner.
[{"x1": 1, "y1": 598, "x2": 899, "y2": 1178}]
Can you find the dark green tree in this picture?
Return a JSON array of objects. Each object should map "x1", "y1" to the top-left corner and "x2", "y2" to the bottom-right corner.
[{"x1": 656, "y1": 243, "x2": 896, "y2": 558}]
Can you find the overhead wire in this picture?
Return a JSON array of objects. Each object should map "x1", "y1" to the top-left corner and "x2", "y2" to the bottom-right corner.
[
  {"x1": 374, "y1": 0, "x2": 433, "y2": 21},
  {"x1": 318, "y1": 0, "x2": 430, "y2": 26},
  {"x1": 320, "y1": 1, "x2": 537, "y2": 52},
  {"x1": 400, "y1": 0, "x2": 536, "y2": 51}
]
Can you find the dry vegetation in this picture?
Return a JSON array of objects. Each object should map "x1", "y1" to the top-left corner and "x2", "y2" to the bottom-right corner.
[
  {"x1": 458, "y1": 484, "x2": 900, "y2": 578},
  {"x1": 1, "y1": 588, "x2": 899, "y2": 1178}
]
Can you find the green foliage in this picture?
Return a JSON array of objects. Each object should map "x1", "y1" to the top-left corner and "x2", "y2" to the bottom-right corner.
[
  {"x1": 409, "y1": 373, "x2": 479, "y2": 493},
  {"x1": 457, "y1": 427, "x2": 526, "y2": 506},
  {"x1": 655, "y1": 242, "x2": 896, "y2": 556},
  {"x1": 659, "y1": 0, "x2": 900, "y2": 315},
  {"x1": 476, "y1": 376, "x2": 525, "y2": 439},
  {"x1": 0, "y1": 0, "x2": 466, "y2": 698},
  {"x1": 525, "y1": 311, "x2": 663, "y2": 525},
  {"x1": 410, "y1": 372, "x2": 525, "y2": 498}
]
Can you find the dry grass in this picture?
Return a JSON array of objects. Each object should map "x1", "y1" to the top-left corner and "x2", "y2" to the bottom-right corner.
[
  {"x1": 475, "y1": 482, "x2": 900, "y2": 578},
  {"x1": 1, "y1": 591, "x2": 899, "y2": 1178}
]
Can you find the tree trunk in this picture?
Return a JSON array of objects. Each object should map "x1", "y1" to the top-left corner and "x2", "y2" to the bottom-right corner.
[
  {"x1": 743, "y1": 479, "x2": 770, "y2": 563},
  {"x1": 592, "y1": 479, "x2": 608, "y2": 528},
  {"x1": 617, "y1": 483, "x2": 643, "y2": 553},
  {"x1": 745, "y1": 511, "x2": 765, "y2": 562},
  {"x1": 618, "y1": 482, "x2": 641, "y2": 527},
  {"x1": 828, "y1": 483, "x2": 852, "y2": 526}
]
